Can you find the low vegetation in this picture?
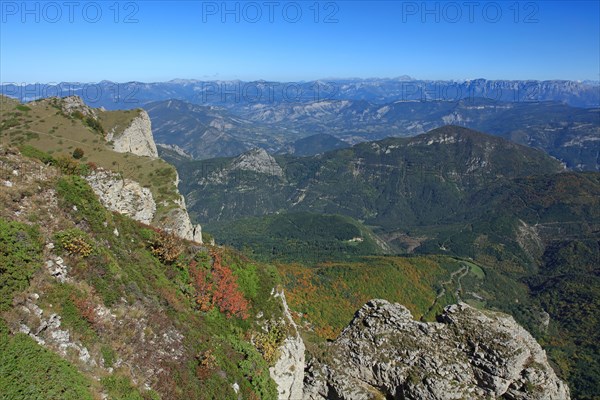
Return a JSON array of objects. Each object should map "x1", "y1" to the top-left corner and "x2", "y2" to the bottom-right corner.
[
  {"x1": 279, "y1": 256, "x2": 462, "y2": 339},
  {"x1": 0, "y1": 146, "x2": 284, "y2": 399},
  {"x1": 0, "y1": 219, "x2": 43, "y2": 312}
]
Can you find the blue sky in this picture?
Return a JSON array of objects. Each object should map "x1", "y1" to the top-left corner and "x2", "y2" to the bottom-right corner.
[{"x1": 1, "y1": 1, "x2": 599, "y2": 82}]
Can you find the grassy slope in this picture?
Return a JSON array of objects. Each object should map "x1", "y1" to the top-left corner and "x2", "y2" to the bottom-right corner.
[
  {"x1": 0, "y1": 95, "x2": 180, "y2": 221},
  {"x1": 0, "y1": 147, "x2": 284, "y2": 399}
]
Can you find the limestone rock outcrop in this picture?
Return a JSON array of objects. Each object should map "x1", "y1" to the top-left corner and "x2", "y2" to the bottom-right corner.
[
  {"x1": 106, "y1": 110, "x2": 158, "y2": 158},
  {"x1": 230, "y1": 148, "x2": 284, "y2": 177},
  {"x1": 159, "y1": 194, "x2": 203, "y2": 243},
  {"x1": 60, "y1": 95, "x2": 97, "y2": 118},
  {"x1": 85, "y1": 169, "x2": 156, "y2": 224},
  {"x1": 270, "y1": 290, "x2": 306, "y2": 399},
  {"x1": 304, "y1": 300, "x2": 570, "y2": 400},
  {"x1": 85, "y1": 169, "x2": 202, "y2": 243}
]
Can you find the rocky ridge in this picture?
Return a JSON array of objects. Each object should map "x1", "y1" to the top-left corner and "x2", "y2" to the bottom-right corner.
[
  {"x1": 61, "y1": 95, "x2": 202, "y2": 243},
  {"x1": 303, "y1": 299, "x2": 570, "y2": 400},
  {"x1": 60, "y1": 95, "x2": 97, "y2": 118},
  {"x1": 84, "y1": 168, "x2": 202, "y2": 243},
  {"x1": 159, "y1": 171, "x2": 203, "y2": 243}
]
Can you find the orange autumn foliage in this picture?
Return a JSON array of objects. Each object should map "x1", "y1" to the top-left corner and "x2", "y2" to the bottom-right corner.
[{"x1": 190, "y1": 251, "x2": 250, "y2": 319}]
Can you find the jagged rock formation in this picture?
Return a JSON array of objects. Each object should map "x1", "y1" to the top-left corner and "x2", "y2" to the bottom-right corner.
[
  {"x1": 164, "y1": 171, "x2": 203, "y2": 243},
  {"x1": 270, "y1": 290, "x2": 306, "y2": 399},
  {"x1": 106, "y1": 110, "x2": 159, "y2": 158},
  {"x1": 60, "y1": 95, "x2": 97, "y2": 118},
  {"x1": 304, "y1": 300, "x2": 570, "y2": 400},
  {"x1": 230, "y1": 148, "x2": 284, "y2": 177},
  {"x1": 85, "y1": 169, "x2": 156, "y2": 225}
]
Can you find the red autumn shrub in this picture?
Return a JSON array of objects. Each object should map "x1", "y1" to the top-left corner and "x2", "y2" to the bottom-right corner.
[
  {"x1": 190, "y1": 251, "x2": 249, "y2": 319},
  {"x1": 212, "y1": 261, "x2": 249, "y2": 319}
]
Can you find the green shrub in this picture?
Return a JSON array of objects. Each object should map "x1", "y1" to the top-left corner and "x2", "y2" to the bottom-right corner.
[
  {"x1": 0, "y1": 219, "x2": 42, "y2": 311},
  {"x1": 72, "y1": 147, "x2": 85, "y2": 160},
  {"x1": 149, "y1": 231, "x2": 183, "y2": 263},
  {"x1": 253, "y1": 321, "x2": 286, "y2": 364},
  {"x1": 55, "y1": 155, "x2": 82, "y2": 175},
  {"x1": 232, "y1": 263, "x2": 259, "y2": 299},
  {"x1": 56, "y1": 175, "x2": 109, "y2": 231},
  {"x1": 84, "y1": 116, "x2": 104, "y2": 134},
  {"x1": 0, "y1": 330, "x2": 93, "y2": 399}
]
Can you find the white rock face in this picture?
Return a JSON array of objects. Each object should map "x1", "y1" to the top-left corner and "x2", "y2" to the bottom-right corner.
[
  {"x1": 230, "y1": 148, "x2": 284, "y2": 177},
  {"x1": 270, "y1": 290, "x2": 306, "y2": 400},
  {"x1": 159, "y1": 198, "x2": 203, "y2": 243},
  {"x1": 85, "y1": 169, "x2": 156, "y2": 225},
  {"x1": 304, "y1": 300, "x2": 570, "y2": 400},
  {"x1": 85, "y1": 169, "x2": 202, "y2": 243},
  {"x1": 155, "y1": 172, "x2": 202, "y2": 243},
  {"x1": 84, "y1": 107, "x2": 201, "y2": 242},
  {"x1": 107, "y1": 110, "x2": 158, "y2": 158},
  {"x1": 45, "y1": 256, "x2": 69, "y2": 283}
]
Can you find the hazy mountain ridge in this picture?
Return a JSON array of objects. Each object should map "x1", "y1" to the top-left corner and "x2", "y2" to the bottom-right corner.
[
  {"x1": 4, "y1": 80, "x2": 598, "y2": 169},
  {"x1": 2, "y1": 78, "x2": 598, "y2": 108},
  {"x1": 148, "y1": 96, "x2": 598, "y2": 169}
]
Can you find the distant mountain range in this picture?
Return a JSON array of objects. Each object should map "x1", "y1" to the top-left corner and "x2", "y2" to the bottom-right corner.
[
  {"x1": 149, "y1": 97, "x2": 599, "y2": 170},
  {"x1": 3, "y1": 79, "x2": 598, "y2": 169},
  {"x1": 2, "y1": 78, "x2": 598, "y2": 109}
]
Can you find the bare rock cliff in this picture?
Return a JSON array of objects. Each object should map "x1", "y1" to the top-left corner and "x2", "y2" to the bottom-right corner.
[
  {"x1": 106, "y1": 110, "x2": 159, "y2": 158},
  {"x1": 85, "y1": 169, "x2": 156, "y2": 225},
  {"x1": 159, "y1": 185, "x2": 203, "y2": 243},
  {"x1": 85, "y1": 107, "x2": 201, "y2": 243}
]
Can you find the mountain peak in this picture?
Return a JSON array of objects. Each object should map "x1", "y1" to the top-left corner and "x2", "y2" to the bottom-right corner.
[{"x1": 230, "y1": 148, "x2": 284, "y2": 177}]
